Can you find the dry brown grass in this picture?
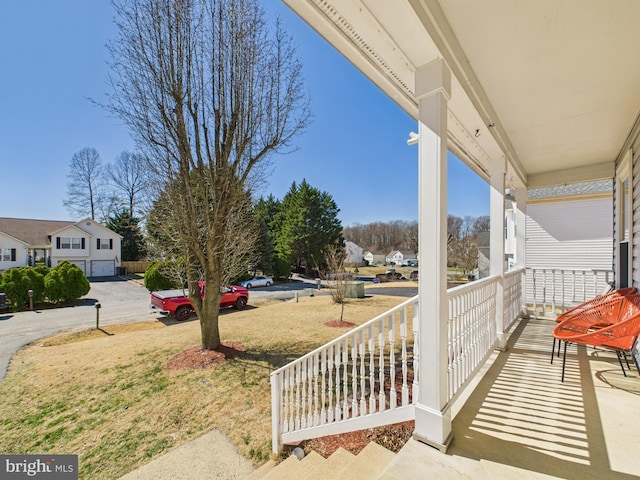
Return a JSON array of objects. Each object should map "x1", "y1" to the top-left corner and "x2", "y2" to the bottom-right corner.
[{"x1": 0, "y1": 291, "x2": 410, "y2": 480}]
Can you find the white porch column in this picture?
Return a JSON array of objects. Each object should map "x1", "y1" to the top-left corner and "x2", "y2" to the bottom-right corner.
[
  {"x1": 514, "y1": 187, "x2": 526, "y2": 271},
  {"x1": 515, "y1": 186, "x2": 527, "y2": 315},
  {"x1": 413, "y1": 59, "x2": 452, "y2": 452},
  {"x1": 490, "y1": 158, "x2": 507, "y2": 349}
]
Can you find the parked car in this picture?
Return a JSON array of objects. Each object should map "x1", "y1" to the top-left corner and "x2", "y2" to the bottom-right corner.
[
  {"x1": 150, "y1": 282, "x2": 249, "y2": 321},
  {"x1": 237, "y1": 276, "x2": 273, "y2": 288}
]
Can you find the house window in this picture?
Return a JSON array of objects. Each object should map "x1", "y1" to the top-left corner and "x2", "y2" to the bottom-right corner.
[
  {"x1": 1, "y1": 249, "x2": 16, "y2": 262},
  {"x1": 72, "y1": 238, "x2": 82, "y2": 249},
  {"x1": 61, "y1": 237, "x2": 71, "y2": 249},
  {"x1": 97, "y1": 238, "x2": 113, "y2": 250}
]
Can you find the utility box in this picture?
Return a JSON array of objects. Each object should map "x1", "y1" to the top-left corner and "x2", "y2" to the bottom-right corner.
[{"x1": 345, "y1": 281, "x2": 365, "y2": 298}]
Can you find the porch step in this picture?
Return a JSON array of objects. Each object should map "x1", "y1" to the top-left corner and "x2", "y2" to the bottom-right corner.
[
  {"x1": 245, "y1": 460, "x2": 277, "y2": 480},
  {"x1": 246, "y1": 443, "x2": 395, "y2": 480}
]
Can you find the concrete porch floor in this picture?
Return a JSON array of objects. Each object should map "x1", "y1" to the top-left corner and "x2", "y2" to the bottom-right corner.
[{"x1": 380, "y1": 317, "x2": 640, "y2": 479}]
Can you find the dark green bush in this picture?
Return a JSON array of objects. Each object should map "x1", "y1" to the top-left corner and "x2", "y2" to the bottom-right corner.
[
  {"x1": 0, "y1": 267, "x2": 46, "y2": 309},
  {"x1": 143, "y1": 261, "x2": 178, "y2": 292},
  {"x1": 44, "y1": 261, "x2": 90, "y2": 304},
  {"x1": 272, "y1": 254, "x2": 291, "y2": 280}
]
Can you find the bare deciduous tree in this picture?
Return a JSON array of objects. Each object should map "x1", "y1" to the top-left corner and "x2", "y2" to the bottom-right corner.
[
  {"x1": 107, "y1": 151, "x2": 149, "y2": 218},
  {"x1": 321, "y1": 242, "x2": 349, "y2": 324},
  {"x1": 106, "y1": 0, "x2": 310, "y2": 350},
  {"x1": 64, "y1": 147, "x2": 103, "y2": 220}
]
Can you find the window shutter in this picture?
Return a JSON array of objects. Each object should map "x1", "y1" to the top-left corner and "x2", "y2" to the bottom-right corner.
[
  {"x1": 109, "y1": 239, "x2": 113, "y2": 250},
  {"x1": 10, "y1": 249, "x2": 16, "y2": 261},
  {"x1": 97, "y1": 239, "x2": 101, "y2": 250},
  {"x1": 81, "y1": 238, "x2": 85, "y2": 249},
  {"x1": 56, "y1": 237, "x2": 60, "y2": 249}
]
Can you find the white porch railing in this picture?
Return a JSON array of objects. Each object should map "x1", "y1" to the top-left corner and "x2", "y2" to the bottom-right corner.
[
  {"x1": 504, "y1": 268, "x2": 526, "y2": 330},
  {"x1": 271, "y1": 273, "x2": 524, "y2": 454},
  {"x1": 270, "y1": 295, "x2": 419, "y2": 451},
  {"x1": 525, "y1": 268, "x2": 613, "y2": 318},
  {"x1": 446, "y1": 277, "x2": 497, "y2": 400}
]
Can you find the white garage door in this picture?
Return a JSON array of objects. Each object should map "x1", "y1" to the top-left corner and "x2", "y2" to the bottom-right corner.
[
  {"x1": 58, "y1": 260, "x2": 86, "y2": 275},
  {"x1": 91, "y1": 260, "x2": 115, "y2": 277}
]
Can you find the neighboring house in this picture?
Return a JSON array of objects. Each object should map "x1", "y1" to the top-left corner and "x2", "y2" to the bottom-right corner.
[
  {"x1": 386, "y1": 250, "x2": 417, "y2": 266},
  {"x1": 477, "y1": 198, "x2": 518, "y2": 279},
  {"x1": 0, "y1": 217, "x2": 122, "y2": 277},
  {"x1": 363, "y1": 251, "x2": 386, "y2": 266},
  {"x1": 344, "y1": 241, "x2": 364, "y2": 266}
]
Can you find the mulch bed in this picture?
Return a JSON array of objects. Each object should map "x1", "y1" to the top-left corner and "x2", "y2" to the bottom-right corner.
[{"x1": 166, "y1": 342, "x2": 245, "y2": 370}]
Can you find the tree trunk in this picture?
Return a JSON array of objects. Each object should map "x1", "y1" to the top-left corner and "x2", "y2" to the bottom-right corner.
[{"x1": 199, "y1": 284, "x2": 222, "y2": 350}]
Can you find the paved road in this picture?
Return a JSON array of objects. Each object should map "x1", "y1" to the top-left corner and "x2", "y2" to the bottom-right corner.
[{"x1": 0, "y1": 277, "x2": 153, "y2": 381}]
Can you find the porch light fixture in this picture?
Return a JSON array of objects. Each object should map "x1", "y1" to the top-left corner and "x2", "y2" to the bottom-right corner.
[{"x1": 407, "y1": 131, "x2": 419, "y2": 146}]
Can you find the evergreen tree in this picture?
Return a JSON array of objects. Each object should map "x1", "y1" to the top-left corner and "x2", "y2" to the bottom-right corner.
[
  {"x1": 275, "y1": 180, "x2": 343, "y2": 274},
  {"x1": 106, "y1": 210, "x2": 147, "y2": 261}
]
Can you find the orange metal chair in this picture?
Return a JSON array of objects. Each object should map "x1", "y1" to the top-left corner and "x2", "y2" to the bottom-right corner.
[
  {"x1": 601, "y1": 334, "x2": 640, "y2": 377},
  {"x1": 552, "y1": 294, "x2": 640, "y2": 381},
  {"x1": 550, "y1": 288, "x2": 637, "y2": 361}
]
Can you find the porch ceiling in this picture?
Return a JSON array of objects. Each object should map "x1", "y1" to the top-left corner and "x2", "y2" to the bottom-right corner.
[{"x1": 283, "y1": 0, "x2": 640, "y2": 188}]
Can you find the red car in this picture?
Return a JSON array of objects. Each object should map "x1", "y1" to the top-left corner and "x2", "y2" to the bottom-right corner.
[{"x1": 149, "y1": 282, "x2": 249, "y2": 321}]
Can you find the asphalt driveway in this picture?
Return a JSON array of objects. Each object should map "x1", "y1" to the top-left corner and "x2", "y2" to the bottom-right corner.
[{"x1": 0, "y1": 277, "x2": 153, "y2": 382}]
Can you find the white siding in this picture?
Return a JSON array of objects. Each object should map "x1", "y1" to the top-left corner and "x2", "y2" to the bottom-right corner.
[
  {"x1": 632, "y1": 133, "x2": 640, "y2": 289},
  {"x1": 0, "y1": 233, "x2": 27, "y2": 269},
  {"x1": 526, "y1": 197, "x2": 613, "y2": 271}
]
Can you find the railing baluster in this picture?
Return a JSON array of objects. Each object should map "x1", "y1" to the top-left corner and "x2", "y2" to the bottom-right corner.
[
  {"x1": 342, "y1": 338, "x2": 349, "y2": 420},
  {"x1": 351, "y1": 335, "x2": 358, "y2": 417},
  {"x1": 389, "y1": 314, "x2": 397, "y2": 409},
  {"x1": 378, "y1": 319, "x2": 386, "y2": 411},
  {"x1": 320, "y1": 349, "x2": 327, "y2": 425},
  {"x1": 334, "y1": 342, "x2": 341, "y2": 421},
  {"x1": 327, "y1": 344, "x2": 334, "y2": 423},
  {"x1": 401, "y1": 307, "x2": 409, "y2": 406},
  {"x1": 307, "y1": 357, "x2": 314, "y2": 428},
  {"x1": 359, "y1": 329, "x2": 367, "y2": 415},
  {"x1": 283, "y1": 368, "x2": 291, "y2": 433},
  {"x1": 368, "y1": 324, "x2": 376, "y2": 413},
  {"x1": 294, "y1": 363, "x2": 301, "y2": 431},
  {"x1": 301, "y1": 358, "x2": 307, "y2": 429}
]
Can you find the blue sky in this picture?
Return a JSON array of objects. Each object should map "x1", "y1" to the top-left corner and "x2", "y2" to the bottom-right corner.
[{"x1": 0, "y1": 1, "x2": 488, "y2": 227}]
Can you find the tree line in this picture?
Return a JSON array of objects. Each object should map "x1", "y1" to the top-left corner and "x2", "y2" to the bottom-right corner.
[{"x1": 343, "y1": 215, "x2": 490, "y2": 273}]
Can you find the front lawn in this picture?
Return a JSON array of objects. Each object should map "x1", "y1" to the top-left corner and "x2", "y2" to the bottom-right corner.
[{"x1": 0, "y1": 294, "x2": 407, "y2": 479}]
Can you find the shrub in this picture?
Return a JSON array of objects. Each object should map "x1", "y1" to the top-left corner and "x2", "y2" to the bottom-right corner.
[
  {"x1": 272, "y1": 254, "x2": 291, "y2": 280},
  {"x1": 0, "y1": 267, "x2": 47, "y2": 309},
  {"x1": 143, "y1": 261, "x2": 178, "y2": 292},
  {"x1": 1, "y1": 268, "x2": 29, "y2": 309},
  {"x1": 44, "y1": 261, "x2": 90, "y2": 304}
]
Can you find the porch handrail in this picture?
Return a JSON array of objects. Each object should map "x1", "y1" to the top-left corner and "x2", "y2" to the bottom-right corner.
[
  {"x1": 271, "y1": 295, "x2": 419, "y2": 452},
  {"x1": 271, "y1": 274, "x2": 523, "y2": 454},
  {"x1": 447, "y1": 276, "x2": 500, "y2": 402},
  {"x1": 526, "y1": 267, "x2": 613, "y2": 318},
  {"x1": 504, "y1": 268, "x2": 526, "y2": 330}
]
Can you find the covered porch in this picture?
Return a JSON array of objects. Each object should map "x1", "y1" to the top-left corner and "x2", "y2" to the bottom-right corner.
[
  {"x1": 273, "y1": 0, "x2": 640, "y2": 464},
  {"x1": 382, "y1": 315, "x2": 640, "y2": 479}
]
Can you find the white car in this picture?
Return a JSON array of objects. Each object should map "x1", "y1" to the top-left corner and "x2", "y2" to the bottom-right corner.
[{"x1": 238, "y1": 276, "x2": 274, "y2": 288}]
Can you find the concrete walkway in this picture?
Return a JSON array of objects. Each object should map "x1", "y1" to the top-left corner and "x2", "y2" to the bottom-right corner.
[{"x1": 117, "y1": 430, "x2": 254, "y2": 480}]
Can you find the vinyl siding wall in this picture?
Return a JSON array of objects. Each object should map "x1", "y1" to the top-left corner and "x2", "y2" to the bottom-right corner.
[
  {"x1": 526, "y1": 197, "x2": 613, "y2": 271},
  {"x1": 632, "y1": 133, "x2": 640, "y2": 290}
]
